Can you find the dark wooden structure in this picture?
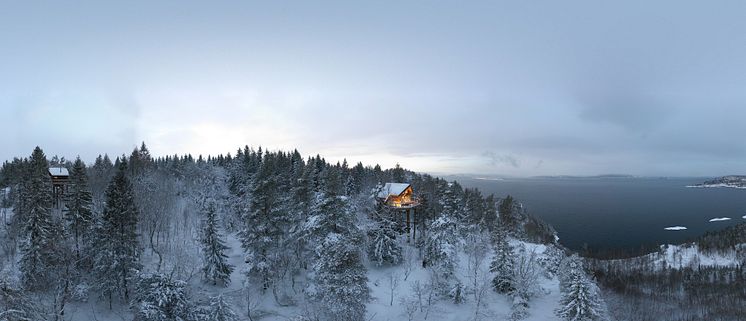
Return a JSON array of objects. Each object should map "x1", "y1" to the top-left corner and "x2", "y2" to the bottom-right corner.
[
  {"x1": 377, "y1": 183, "x2": 421, "y2": 241},
  {"x1": 49, "y1": 167, "x2": 69, "y2": 208}
]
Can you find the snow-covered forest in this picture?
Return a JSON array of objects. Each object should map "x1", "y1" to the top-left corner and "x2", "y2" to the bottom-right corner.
[
  {"x1": 588, "y1": 223, "x2": 746, "y2": 321},
  {"x1": 0, "y1": 144, "x2": 626, "y2": 321}
]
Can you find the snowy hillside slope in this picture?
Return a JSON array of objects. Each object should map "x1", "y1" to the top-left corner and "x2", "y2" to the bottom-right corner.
[
  {"x1": 55, "y1": 237, "x2": 566, "y2": 321},
  {"x1": 590, "y1": 243, "x2": 746, "y2": 272},
  {"x1": 651, "y1": 243, "x2": 745, "y2": 269}
]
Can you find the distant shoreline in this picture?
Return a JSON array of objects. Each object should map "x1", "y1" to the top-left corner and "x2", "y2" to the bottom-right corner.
[
  {"x1": 687, "y1": 175, "x2": 746, "y2": 189},
  {"x1": 686, "y1": 184, "x2": 746, "y2": 190}
]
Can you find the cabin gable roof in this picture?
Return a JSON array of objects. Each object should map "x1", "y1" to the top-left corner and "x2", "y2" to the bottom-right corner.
[
  {"x1": 377, "y1": 183, "x2": 411, "y2": 199},
  {"x1": 48, "y1": 167, "x2": 69, "y2": 177}
]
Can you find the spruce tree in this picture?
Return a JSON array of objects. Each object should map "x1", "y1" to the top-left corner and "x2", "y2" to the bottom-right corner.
[
  {"x1": 93, "y1": 158, "x2": 142, "y2": 307},
  {"x1": 422, "y1": 183, "x2": 462, "y2": 279},
  {"x1": 0, "y1": 276, "x2": 42, "y2": 320},
  {"x1": 19, "y1": 146, "x2": 59, "y2": 290},
  {"x1": 499, "y1": 195, "x2": 517, "y2": 231},
  {"x1": 367, "y1": 216, "x2": 403, "y2": 267},
  {"x1": 305, "y1": 167, "x2": 357, "y2": 241},
  {"x1": 490, "y1": 228, "x2": 516, "y2": 294},
  {"x1": 311, "y1": 233, "x2": 370, "y2": 321},
  {"x1": 288, "y1": 157, "x2": 313, "y2": 268},
  {"x1": 65, "y1": 157, "x2": 93, "y2": 265},
  {"x1": 133, "y1": 273, "x2": 194, "y2": 321},
  {"x1": 206, "y1": 294, "x2": 239, "y2": 321},
  {"x1": 239, "y1": 155, "x2": 289, "y2": 290},
  {"x1": 200, "y1": 201, "x2": 234, "y2": 286},
  {"x1": 556, "y1": 273, "x2": 608, "y2": 321}
]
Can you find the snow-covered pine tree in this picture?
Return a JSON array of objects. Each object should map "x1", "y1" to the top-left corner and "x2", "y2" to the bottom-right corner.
[
  {"x1": 555, "y1": 272, "x2": 608, "y2": 321},
  {"x1": 19, "y1": 146, "x2": 60, "y2": 290},
  {"x1": 239, "y1": 154, "x2": 290, "y2": 290},
  {"x1": 367, "y1": 215, "x2": 403, "y2": 267},
  {"x1": 133, "y1": 273, "x2": 194, "y2": 321},
  {"x1": 463, "y1": 188, "x2": 486, "y2": 228},
  {"x1": 311, "y1": 233, "x2": 370, "y2": 321},
  {"x1": 93, "y1": 157, "x2": 142, "y2": 307},
  {"x1": 490, "y1": 228, "x2": 516, "y2": 294},
  {"x1": 0, "y1": 275, "x2": 43, "y2": 320},
  {"x1": 498, "y1": 195, "x2": 519, "y2": 233},
  {"x1": 304, "y1": 166, "x2": 358, "y2": 242},
  {"x1": 449, "y1": 280, "x2": 465, "y2": 304},
  {"x1": 558, "y1": 254, "x2": 585, "y2": 290},
  {"x1": 89, "y1": 154, "x2": 114, "y2": 213},
  {"x1": 423, "y1": 214, "x2": 459, "y2": 273},
  {"x1": 65, "y1": 157, "x2": 93, "y2": 265},
  {"x1": 288, "y1": 155, "x2": 313, "y2": 269},
  {"x1": 200, "y1": 200, "x2": 234, "y2": 286},
  {"x1": 206, "y1": 294, "x2": 239, "y2": 321},
  {"x1": 440, "y1": 182, "x2": 465, "y2": 223},
  {"x1": 422, "y1": 183, "x2": 462, "y2": 280},
  {"x1": 482, "y1": 194, "x2": 499, "y2": 231}
]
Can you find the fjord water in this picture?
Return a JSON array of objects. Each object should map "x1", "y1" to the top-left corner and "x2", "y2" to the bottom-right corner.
[{"x1": 458, "y1": 177, "x2": 746, "y2": 251}]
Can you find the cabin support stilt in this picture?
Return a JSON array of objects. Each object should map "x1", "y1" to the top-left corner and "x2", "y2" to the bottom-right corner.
[
  {"x1": 412, "y1": 208, "x2": 416, "y2": 241},
  {"x1": 406, "y1": 209, "x2": 411, "y2": 242}
]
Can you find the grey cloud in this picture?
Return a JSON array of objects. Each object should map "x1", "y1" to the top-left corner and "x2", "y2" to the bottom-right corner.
[{"x1": 482, "y1": 151, "x2": 520, "y2": 168}]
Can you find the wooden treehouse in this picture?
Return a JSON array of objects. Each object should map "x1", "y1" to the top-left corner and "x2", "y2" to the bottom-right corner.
[
  {"x1": 49, "y1": 167, "x2": 69, "y2": 209},
  {"x1": 377, "y1": 183, "x2": 420, "y2": 241}
]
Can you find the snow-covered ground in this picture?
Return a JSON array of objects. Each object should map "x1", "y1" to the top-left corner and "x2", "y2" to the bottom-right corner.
[
  {"x1": 57, "y1": 233, "x2": 565, "y2": 321},
  {"x1": 366, "y1": 240, "x2": 563, "y2": 321},
  {"x1": 647, "y1": 244, "x2": 744, "y2": 269}
]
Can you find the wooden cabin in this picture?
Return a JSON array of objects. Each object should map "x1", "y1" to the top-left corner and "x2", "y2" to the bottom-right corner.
[
  {"x1": 49, "y1": 167, "x2": 69, "y2": 208},
  {"x1": 377, "y1": 183, "x2": 420, "y2": 241},
  {"x1": 377, "y1": 183, "x2": 419, "y2": 208}
]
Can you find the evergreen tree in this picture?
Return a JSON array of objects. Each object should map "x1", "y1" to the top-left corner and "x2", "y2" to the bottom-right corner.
[
  {"x1": 288, "y1": 157, "x2": 313, "y2": 268},
  {"x1": 200, "y1": 201, "x2": 234, "y2": 286},
  {"x1": 422, "y1": 183, "x2": 462, "y2": 279},
  {"x1": 423, "y1": 214, "x2": 459, "y2": 271},
  {"x1": 311, "y1": 233, "x2": 370, "y2": 321},
  {"x1": 391, "y1": 163, "x2": 406, "y2": 183},
  {"x1": 19, "y1": 146, "x2": 60, "y2": 290},
  {"x1": 490, "y1": 228, "x2": 516, "y2": 294},
  {"x1": 367, "y1": 216, "x2": 403, "y2": 267},
  {"x1": 556, "y1": 273, "x2": 608, "y2": 321},
  {"x1": 440, "y1": 182, "x2": 465, "y2": 223},
  {"x1": 483, "y1": 194, "x2": 499, "y2": 231},
  {"x1": 0, "y1": 276, "x2": 43, "y2": 320},
  {"x1": 558, "y1": 254, "x2": 586, "y2": 289},
  {"x1": 239, "y1": 154, "x2": 289, "y2": 290},
  {"x1": 206, "y1": 294, "x2": 239, "y2": 321},
  {"x1": 133, "y1": 273, "x2": 194, "y2": 321},
  {"x1": 65, "y1": 157, "x2": 93, "y2": 265},
  {"x1": 464, "y1": 188, "x2": 486, "y2": 228},
  {"x1": 89, "y1": 154, "x2": 114, "y2": 211},
  {"x1": 499, "y1": 195, "x2": 517, "y2": 231},
  {"x1": 449, "y1": 280, "x2": 466, "y2": 304},
  {"x1": 304, "y1": 167, "x2": 357, "y2": 242},
  {"x1": 93, "y1": 158, "x2": 142, "y2": 307}
]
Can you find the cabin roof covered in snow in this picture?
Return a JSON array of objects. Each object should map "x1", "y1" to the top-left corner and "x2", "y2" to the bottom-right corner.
[
  {"x1": 377, "y1": 183, "x2": 411, "y2": 199},
  {"x1": 48, "y1": 167, "x2": 69, "y2": 177}
]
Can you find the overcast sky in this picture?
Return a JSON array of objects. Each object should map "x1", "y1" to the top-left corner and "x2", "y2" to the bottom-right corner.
[{"x1": 2, "y1": 1, "x2": 745, "y2": 176}]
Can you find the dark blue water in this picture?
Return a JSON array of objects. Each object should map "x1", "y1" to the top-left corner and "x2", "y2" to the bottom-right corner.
[{"x1": 458, "y1": 177, "x2": 746, "y2": 251}]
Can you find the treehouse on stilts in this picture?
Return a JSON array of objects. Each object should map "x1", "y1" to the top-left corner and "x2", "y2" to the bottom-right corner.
[
  {"x1": 377, "y1": 183, "x2": 420, "y2": 242},
  {"x1": 49, "y1": 167, "x2": 69, "y2": 209}
]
